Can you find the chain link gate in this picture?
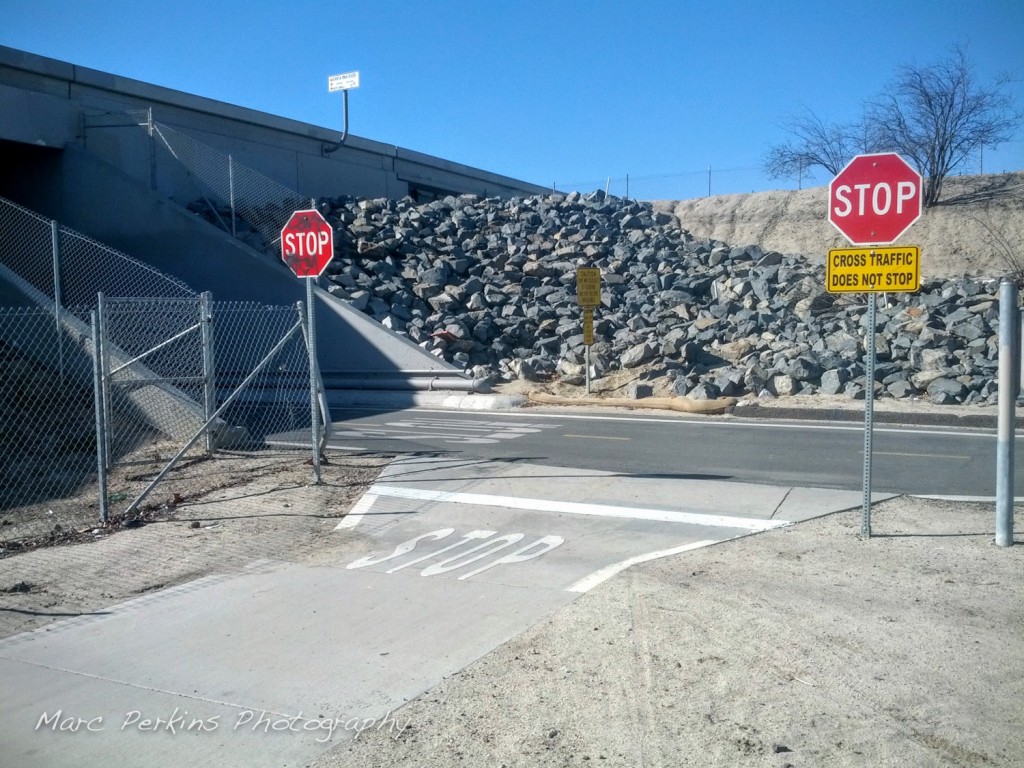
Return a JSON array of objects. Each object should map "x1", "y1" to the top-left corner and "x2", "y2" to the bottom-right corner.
[
  {"x1": 91, "y1": 296, "x2": 321, "y2": 523},
  {"x1": 92, "y1": 293, "x2": 215, "y2": 522}
]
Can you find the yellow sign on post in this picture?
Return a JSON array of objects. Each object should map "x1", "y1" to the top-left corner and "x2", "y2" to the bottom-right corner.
[
  {"x1": 576, "y1": 268, "x2": 601, "y2": 307},
  {"x1": 826, "y1": 246, "x2": 920, "y2": 293}
]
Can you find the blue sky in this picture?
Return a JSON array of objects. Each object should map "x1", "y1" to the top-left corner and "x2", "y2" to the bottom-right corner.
[{"x1": 2, "y1": 0, "x2": 1022, "y2": 200}]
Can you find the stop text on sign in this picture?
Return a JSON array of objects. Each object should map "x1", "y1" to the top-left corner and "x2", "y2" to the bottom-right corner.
[
  {"x1": 283, "y1": 229, "x2": 331, "y2": 258},
  {"x1": 832, "y1": 181, "x2": 918, "y2": 218},
  {"x1": 826, "y1": 246, "x2": 920, "y2": 293}
]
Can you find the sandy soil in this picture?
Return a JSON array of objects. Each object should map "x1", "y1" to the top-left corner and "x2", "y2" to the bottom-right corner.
[
  {"x1": 315, "y1": 496, "x2": 1024, "y2": 768},
  {"x1": 654, "y1": 172, "x2": 1024, "y2": 279}
]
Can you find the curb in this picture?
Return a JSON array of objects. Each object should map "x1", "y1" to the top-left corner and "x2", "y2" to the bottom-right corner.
[
  {"x1": 326, "y1": 390, "x2": 527, "y2": 411},
  {"x1": 325, "y1": 388, "x2": 1018, "y2": 430},
  {"x1": 730, "y1": 402, "x2": 1017, "y2": 429}
]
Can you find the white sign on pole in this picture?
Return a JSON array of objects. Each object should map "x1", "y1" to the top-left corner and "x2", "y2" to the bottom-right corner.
[{"x1": 328, "y1": 71, "x2": 360, "y2": 92}]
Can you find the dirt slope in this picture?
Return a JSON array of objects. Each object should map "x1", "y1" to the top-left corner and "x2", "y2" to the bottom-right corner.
[{"x1": 655, "y1": 172, "x2": 1024, "y2": 279}]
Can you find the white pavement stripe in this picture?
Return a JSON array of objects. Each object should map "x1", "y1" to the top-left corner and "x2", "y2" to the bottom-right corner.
[
  {"x1": 566, "y1": 539, "x2": 722, "y2": 593},
  {"x1": 362, "y1": 484, "x2": 790, "y2": 532},
  {"x1": 334, "y1": 493, "x2": 378, "y2": 530},
  {"x1": 912, "y1": 494, "x2": 1024, "y2": 503},
  {"x1": 401, "y1": 407, "x2": 1001, "y2": 439}
]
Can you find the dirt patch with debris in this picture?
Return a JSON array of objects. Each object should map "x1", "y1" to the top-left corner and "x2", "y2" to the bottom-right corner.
[{"x1": 0, "y1": 451, "x2": 389, "y2": 639}]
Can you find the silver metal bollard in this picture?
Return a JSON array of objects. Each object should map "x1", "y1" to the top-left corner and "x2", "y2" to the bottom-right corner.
[{"x1": 996, "y1": 280, "x2": 1016, "y2": 547}]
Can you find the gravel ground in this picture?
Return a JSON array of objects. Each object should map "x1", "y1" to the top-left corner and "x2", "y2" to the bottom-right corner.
[{"x1": 313, "y1": 496, "x2": 1023, "y2": 768}]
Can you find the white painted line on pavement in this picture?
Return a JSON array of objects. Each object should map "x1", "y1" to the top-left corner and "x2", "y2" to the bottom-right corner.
[
  {"x1": 334, "y1": 492, "x2": 378, "y2": 530},
  {"x1": 875, "y1": 451, "x2": 971, "y2": 460},
  {"x1": 397, "y1": 407, "x2": 1001, "y2": 439},
  {"x1": 361, "y1": 484, "x2": 790, "y2": 532},
  {"x1": 912, "y1": 494, "x2": 1024, "y2": 503},
  {"x1": 563, "y1": 433, "x2": 631, "y2": 441},
  {"x1": 566, "y1": 539, "x2": 721, "y2": 593}
]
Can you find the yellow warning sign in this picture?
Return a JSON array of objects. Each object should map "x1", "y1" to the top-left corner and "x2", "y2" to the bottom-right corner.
[
  {"x1": 576, "y1": 268, "x2": 601, "y2": 307},
  {"x1": 826, "y1": 246, "x2": 920, "y2": 293},
  {"x1": 583, "y1": 307, "x2": 594, "y2": 345}
]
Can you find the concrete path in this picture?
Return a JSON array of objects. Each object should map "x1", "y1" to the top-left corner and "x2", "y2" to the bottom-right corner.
[{"x1": 0, "y1": 455, "x2": 884, "y2": 768}]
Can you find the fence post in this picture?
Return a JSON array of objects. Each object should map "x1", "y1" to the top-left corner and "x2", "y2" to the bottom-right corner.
[
  {"x1": 228, "y1": 155, "x2": 237, "y2": 236},
  {"x1": 996, "y1": 279, "x2": 1017, "y2": 547},
  {"x1": 51, "y1": 220, "x2": 64, "y2": 379},
  {"x1": 97, "y1": 292, "x2": 113, "y2": 468},
  {"x1": 200, "y1": 292, "x2": 217, "y2": 455},
  {"x1": 146, "y1": 107, "x2": 156, "y2": 191},
  {"x1": 91, "y1": 311, "x2": 109, "y2": 524}
]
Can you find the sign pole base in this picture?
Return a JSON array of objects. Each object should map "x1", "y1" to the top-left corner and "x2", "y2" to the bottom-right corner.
[{"x1": 585, "y1": 344, "x2": 591, "y2": 396}]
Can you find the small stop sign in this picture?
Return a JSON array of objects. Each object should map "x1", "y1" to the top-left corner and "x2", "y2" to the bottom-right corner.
[
  {"x1": 828, "y1": 153, "x2": 922, "y2": 245},
  {"x1": 280, "y1": 209, "x2": 334, "y2": 278}
]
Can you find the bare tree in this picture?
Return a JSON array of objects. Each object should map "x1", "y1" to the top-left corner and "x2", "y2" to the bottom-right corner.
[
  {"x1": 969, "y1": 204, "x2": 1024, "y2": 283},
  {"x1": 763, "y1": 112, "x2": 861, "y2": 186},
  {"x1": 867, "y1": 46, "x2": 1021, "y2": 208}
]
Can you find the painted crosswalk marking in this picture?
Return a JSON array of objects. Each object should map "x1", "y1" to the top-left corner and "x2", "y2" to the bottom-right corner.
[
  {"x1": 329, "y1": 417, "x2": 559, "y2": 445},
  {"x1": 340, "y1": 484, "x2": 789, "y2": 532}
]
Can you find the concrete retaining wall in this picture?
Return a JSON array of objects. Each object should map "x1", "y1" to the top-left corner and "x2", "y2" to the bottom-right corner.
[{"x1": 0, "y1": 45, "x2": 549, "y2": 203}]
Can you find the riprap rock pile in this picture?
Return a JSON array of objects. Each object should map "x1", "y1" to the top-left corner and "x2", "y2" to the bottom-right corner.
[{"x1": 314, "y1": 190, "x2": 999, "y2": 405}]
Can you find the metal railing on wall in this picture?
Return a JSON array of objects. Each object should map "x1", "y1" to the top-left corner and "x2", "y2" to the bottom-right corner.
[
  {"x1": 0, "y1": 195, "x2": 196, "y2": 313},
  {"x1": 83, "y1": 109, "x2": 314, "y2": 253}
]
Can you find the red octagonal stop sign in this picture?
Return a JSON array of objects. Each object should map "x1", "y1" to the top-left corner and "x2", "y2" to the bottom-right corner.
[
  {"x1": 829, "y1": 153, "x2": 922, "y2": 245},
  {"x1": 280, "y1": 209, "x2": 334, "y2": 278}
]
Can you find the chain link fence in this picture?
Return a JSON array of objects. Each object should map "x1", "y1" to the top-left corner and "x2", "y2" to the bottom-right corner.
[
  {"x1": 0, "y1": 305, "x2": 99, "y2": 549},
  {"x1": 1, "y1": 298, "x2": 320, "y2": 550},
  {"x1": 1, "y1": 196, "x2": 328, "y2": 554},
  {"x1": 113, "y1": 109, "x2": 313, "y2": 252},
  {"x1": 0, "y1": 194, "x2": 196, "y2": 318}
]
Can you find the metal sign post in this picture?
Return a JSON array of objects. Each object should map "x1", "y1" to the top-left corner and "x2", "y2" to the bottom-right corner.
[
  {"x1": 324, "y1": 70, "x2": 360, "y2": 154},
  {"x1": 861, "y1": 292, "x2": 877, "y2": 537},
  {"x1": 826, "y1": 248, "x2": 922, "y2": 540},
  {"x1": 576, "y1": 268, "x2": 601, "y2": 394},
  {"x1": 306, "y1": 277, "x2": 321, "y2": 484},
  {"x1": 583, "y1": 307, "x2": 594, "y2": 394}
]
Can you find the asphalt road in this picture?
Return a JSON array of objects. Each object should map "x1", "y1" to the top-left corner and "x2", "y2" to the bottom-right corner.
[{"x1": 326, "y1": 407, "x2": 1015, "y2": 498}]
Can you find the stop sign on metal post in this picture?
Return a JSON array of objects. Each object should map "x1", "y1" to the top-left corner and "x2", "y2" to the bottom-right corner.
[
  {"x1": 280, "y1": 209, "x2": 334, "y2": 277},
  {"x1": 829, "y1": 153, "x2": 922, "y2": 245}
]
